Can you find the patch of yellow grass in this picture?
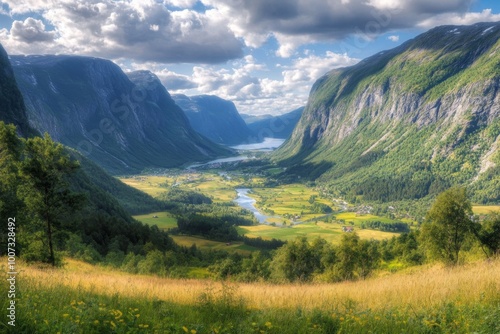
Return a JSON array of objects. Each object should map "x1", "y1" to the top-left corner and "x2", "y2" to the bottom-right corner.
[
  {"x1": 473, "y1": 205, "x2": 500, "y2": 215},
  {"x1": 12, "y1": 258, "x2": 500, "y2": 312}
]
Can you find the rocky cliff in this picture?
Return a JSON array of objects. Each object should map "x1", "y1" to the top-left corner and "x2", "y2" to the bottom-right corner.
[
  {"x1": 275, "y1": 22, "x2": 500, "y2": 203},
  {"x1": 11, "y1": 57, "x2": 230, "y2": 174}
]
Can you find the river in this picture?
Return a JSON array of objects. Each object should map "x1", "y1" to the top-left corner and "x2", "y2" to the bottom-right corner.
[{"x1": 234, "y1": 188, "x2": 270, "y2": 224}]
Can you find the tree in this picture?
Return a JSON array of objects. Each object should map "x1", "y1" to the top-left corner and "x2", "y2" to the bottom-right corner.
[
  {"x1": 477, "y1": 213, "x2": 500, "y2": 257},
  {"x1": 19, "y1": 133, "x2": 84, "y2": 266},
  {"x1": 270, "y1": 237, "x2": 321, "y2": 282},
  {"x1": 420, "y1": 187, "x2": 477, "y2": 265},
  {"x1": 0, "y1": 122, "x2": 23, "y2": 218}
]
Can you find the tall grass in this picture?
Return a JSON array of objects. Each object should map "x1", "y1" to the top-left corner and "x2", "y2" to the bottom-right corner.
[{"x1": 1, "y1": 257, "x2": 500, "y2": 333}]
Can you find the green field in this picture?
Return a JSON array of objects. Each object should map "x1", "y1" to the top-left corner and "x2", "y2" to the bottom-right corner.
[
  {"x1": 133, "y1": 211, "x2": 177, "y2": 230},
  {"x1": 238, "y1": 221, "x2": 398, "y2": 244},
  {"x1": 171, "y1": 235, "x2": 258, "y2": 255},
  {"x1": 120, "y1": 173, "x2": 240, "y2": 202}
]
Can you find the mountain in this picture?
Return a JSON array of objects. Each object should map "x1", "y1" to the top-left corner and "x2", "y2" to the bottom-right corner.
[
  {"x1": 244, "y1": 107, "x2": 304, "y2": 140},
  {"x1": 173, "y1": 94, "x2": 254, "y2": 145},
  {"x1": 275, "y1": 22, "x2": 500, "y2": 204},
  {"x1": 0, "y1": 45, "x2": 37, "y2": 137},
  {"x1": 10, "y1": 57, "x2": 231, "y2": 175},
  {"x1": 0, "y1": 45, "x2": 163, "y2": 215}
]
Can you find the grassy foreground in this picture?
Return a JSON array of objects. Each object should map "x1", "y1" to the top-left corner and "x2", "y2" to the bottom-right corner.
[{"x1": 1, "y1": 258, "x2": 500, "y2": 333}]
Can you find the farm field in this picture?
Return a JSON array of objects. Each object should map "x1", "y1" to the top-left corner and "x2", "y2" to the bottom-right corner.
[
  {"x1": 171, "y1": 235, "x2": 258, "y2": 255},
  {"x1": 473, "y1": 205, "x2": 500, "y2": 215},
  {"x1": 120, "y1": 172, "x2": 242, "y2": 202},
  {"x1": 133, "y1": 211, "x2": 177, "y2": 230},
  {"x1": 4, "y1": 257, "x2": 500, "y2": 333},
  {"x1": 238, "y1": 221, "x2": 398, "y2": 244},
  {"x1": 125, "y1": 172, "x2": 410, "y2": 246}
]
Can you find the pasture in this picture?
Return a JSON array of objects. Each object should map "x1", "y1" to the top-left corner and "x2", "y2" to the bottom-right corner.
[{"x1": 133, "y1": 211, "x2": 177, "y2": 230}]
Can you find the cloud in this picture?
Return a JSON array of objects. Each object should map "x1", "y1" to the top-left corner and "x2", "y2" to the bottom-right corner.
[
  {"x1": 417, "y1": 9, "x2": 500, "y2": 28},
  {"x1": 11, "y1": 17, "x2": 57, "y2": 43},
  {"x1": 169, "y1": 51, "x2": 359, "y2": 115},
  {"x1": 1, "y1": 0, "x2": 243, "y2": 63},
  {"x1": 388, "y1": 35, "x2": 400, "y2": 41},
  {"x1": 201, "y1": 0, "x2": 477, "y2": 56}
]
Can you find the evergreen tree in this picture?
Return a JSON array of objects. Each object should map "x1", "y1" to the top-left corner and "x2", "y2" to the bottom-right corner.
[{"x1": 19, "y1": 133, "x2": 84, "y2": 266}]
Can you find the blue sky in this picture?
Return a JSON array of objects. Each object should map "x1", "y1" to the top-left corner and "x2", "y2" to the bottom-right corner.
[{"x1": 1, "y1": 0, "x2": 500, "y2": 115}]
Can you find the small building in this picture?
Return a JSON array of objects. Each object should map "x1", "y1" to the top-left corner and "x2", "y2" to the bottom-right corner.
[{"x1": 342, "y1": 226, "x2": 354, "y2": 233}]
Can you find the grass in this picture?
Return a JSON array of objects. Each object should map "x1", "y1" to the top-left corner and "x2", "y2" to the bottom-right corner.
[
  {"x1": 133, "y1": 212, "x2": 177, "y2": 230},
  {"x1": 2, "y1": 257, "x2": 500, "y2": 333},
  {"x1": 473, "y1": 205, "x2": 500, "y2": 215},
  {"x1": 119, "y1": 173, "x2": 240, "y2": 202},
  {"x1": 238, "y1": 221, "x2": 397, "y2": 244},
  {"x1": 171, "y1": 236, "x2": 258, "y2": 255}
]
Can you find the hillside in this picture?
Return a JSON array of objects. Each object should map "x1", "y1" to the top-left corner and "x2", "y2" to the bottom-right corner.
[
  {"x1": 10, "y1": 58, "x2": 231, "y2": 175},
  {"x1": 245, "y1": 107, "x2": 304, "y2": 140},
  {"x1": 275, "y1": 22, "x2": 500, "y2": 203},
  {"x1": 173, "y1": 94, "x2": 254, "y2": 145},
  {"x1": 0, "y1": 45, "x2": 37, "y2": 137},
  {"x1": 0, "y1": 44, "x2": 168, "y2": 260}
]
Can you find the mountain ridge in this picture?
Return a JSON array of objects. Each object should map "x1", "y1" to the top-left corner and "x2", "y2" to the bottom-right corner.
[
  {"x1": 275, "y1": 22, "x2": 500, "y2": 203},
  {"x1": 11, "y1": 57, "x2": 231, "y2": 175}
]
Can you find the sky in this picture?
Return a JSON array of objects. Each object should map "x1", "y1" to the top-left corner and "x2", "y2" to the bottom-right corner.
[{"x1": 1, "y1": 1, "x2": 500, "y2": 116}]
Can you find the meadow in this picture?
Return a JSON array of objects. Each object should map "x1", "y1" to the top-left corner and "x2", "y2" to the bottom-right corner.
[{"x1": 2, "y1": 257, "x2": 500, "y2": 333}]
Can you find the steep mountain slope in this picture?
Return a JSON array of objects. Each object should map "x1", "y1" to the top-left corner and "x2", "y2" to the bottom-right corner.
[
  {"x1": 0, "y1": 45, "x2": 163, "y2": 215},
  {"x1": 173, "y1": 94, "x2": 254, "y2": 145},
  {"x1": 245, "y1": 107, "x2": 304, "y2": 140},
  {"x1": 275, "y1": 22, "x2": 500, "y2": 203},
  {"x1": 10, "y1": 58, "x2": 231, "y2": 174},
  {"x1": 0, "y1": 45, "x2": 37, "y2": 137}
]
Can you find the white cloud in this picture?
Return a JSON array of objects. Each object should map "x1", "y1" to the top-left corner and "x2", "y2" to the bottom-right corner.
[
  {"x1": 1, "y1": 0, "x2": 243, "y2": 63},
  {"x1": 168, "y1": 51, "x2": 359, "y2": 115},
  {"x1": 417, "y1": 9, "x2": 500, "y2": 28},
  {"x1": 388, "y1": 35, "x2": 400, "y2": 42},
  {"x1": 11, "y1": 17, "x2": 57, "y2": 43}
]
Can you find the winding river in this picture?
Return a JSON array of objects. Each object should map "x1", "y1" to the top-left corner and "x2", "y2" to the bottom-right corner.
[{"x1": 234, "y1": 188, "x2": 270, "y2": 224}]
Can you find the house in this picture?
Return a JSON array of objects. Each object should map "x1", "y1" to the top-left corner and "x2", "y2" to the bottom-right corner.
[{"x1": 342, "y1": 226, "x2": 354, "y2": 233}]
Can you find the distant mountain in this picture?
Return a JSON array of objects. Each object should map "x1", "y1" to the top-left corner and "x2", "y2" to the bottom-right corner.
[
  {"x1": 10, "y1": 57, "x2": 231, "y2": 175},
  {"x1": 173, "y1": 94, "x2": 254, "y2": 145},
  {"x1": 240, "y1": 114, "x2": 274, "y2": 124},
  {"x1": 244, "y1": 107, "x2": 304, "y2": 140},
  {"x1": 275, "y1": 22, "x2": 500, "y2": 203}
]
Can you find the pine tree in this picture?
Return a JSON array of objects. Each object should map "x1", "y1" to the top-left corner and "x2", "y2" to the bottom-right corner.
[{"x1": 19, "y1": 133, "x2": 84, "y2": 266}]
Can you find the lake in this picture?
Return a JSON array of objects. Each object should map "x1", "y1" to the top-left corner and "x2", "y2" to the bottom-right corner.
[
  {"x1": 187, "y1": 137, "x2": 286, "y2": 169},
  {"x1": 230, "y1": 137, "x2": 285, "y2": 151}
]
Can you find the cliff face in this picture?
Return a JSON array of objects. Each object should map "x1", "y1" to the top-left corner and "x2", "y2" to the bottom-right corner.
[
  {"x1": 10, "y1": 58, "x2": 230, "y2": 174},
  {"x1": 275, "y1": 22, "x2": 500, "y2": 203},
  {"x1": 173, "y1": 94, "x2": 254, "y2": 145},
  {"x1": 0, "y1": 44, "x2": 37, "y2": 137}
]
